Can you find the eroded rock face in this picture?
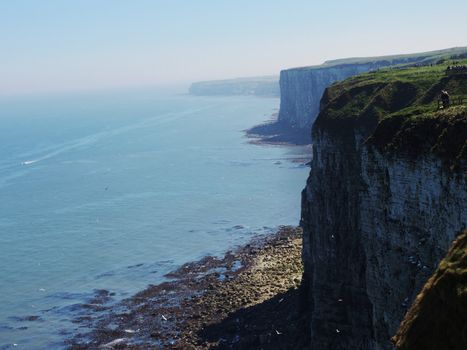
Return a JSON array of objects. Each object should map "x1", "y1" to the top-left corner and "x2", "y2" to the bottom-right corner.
[
  {"x1": 279, "y1": 64, "x2": 381, "y2": 129},
  {"x1": 277, "y1": 46, "x2": 467, "y2": 131},
  {"x1": 392, "y1": 230, "x2": 467, "y2": 350},
  {"x1": 301, "y1": 128, "x2": 466, "y2": 349}
]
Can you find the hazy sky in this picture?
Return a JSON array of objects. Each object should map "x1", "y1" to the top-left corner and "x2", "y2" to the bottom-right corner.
[{"x1": 1, "y1": 0, "x2": 466, "y2": 95}]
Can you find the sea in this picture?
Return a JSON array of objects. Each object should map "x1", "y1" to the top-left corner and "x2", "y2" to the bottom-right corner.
[{"x1": 0, "y1": 88, "x2": 309, "y2": 349}]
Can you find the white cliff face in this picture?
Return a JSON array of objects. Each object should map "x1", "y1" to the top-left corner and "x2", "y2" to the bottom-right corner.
[
  {"x1": 278, "y1": 63, "x2": 391, "y2": 130},
  {"x1": 359, "y1": 148, "x2": 466, "y2": 348},
  {"x1": 301, "y1": 129, "x2": 466, "y2": 350}
]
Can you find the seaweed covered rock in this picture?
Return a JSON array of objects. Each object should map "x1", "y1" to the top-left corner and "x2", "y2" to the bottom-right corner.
[{"x1": 392, "y1": 230, "x2": 467, "y2": 350}]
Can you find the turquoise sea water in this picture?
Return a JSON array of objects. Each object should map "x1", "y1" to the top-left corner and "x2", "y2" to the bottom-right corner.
[{"x1": 0, "y1": 89, "x2": 309, "y2": 349}]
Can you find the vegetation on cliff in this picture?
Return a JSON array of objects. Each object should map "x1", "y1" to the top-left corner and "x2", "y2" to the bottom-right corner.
[
  {"x1": 392, "y1": 230, "x2": 467, "y2": 350},
  {"x1": 313, "y1": 58, "x2": 467, "y2": 168},
  {"x1": 291, "y1": 46, "x2": 467, "y2": 71}
]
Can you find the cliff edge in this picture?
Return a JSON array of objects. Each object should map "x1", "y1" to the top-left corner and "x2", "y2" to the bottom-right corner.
[
  {"x1": 392, "y1": 230, "x2": 467, "y2": 350},
  {"x1": 301, "y1": 59, "x2": 466, "y2": 349},
  {"x1": 279, "y1": 47, "x2": 467, "y2": 132}
]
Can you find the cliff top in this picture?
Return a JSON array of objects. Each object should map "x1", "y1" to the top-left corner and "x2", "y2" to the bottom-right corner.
[
  {"x1": 314, "y1": 58, "x2": 467, "y2": 169},
  {"x1": 392, "y1": 230, "x2": 467, "y2": 350},
  {"x1": 284, "y1": 46, "x2": 467, "y2": 72}
]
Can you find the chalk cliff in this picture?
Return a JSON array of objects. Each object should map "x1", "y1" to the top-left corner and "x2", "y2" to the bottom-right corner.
[
  {"x1": 189, "y1": 76, "x2": 279, "y2": 97},
  {"x1": 278, "y1": 47, "x2": 467, "y2": 131},
  {"x1": 279, "y1": 62, "x2": 388, "y2": 129},
  {"x1": 300, "y1": 62, "x2": 467, "y2": 349}
]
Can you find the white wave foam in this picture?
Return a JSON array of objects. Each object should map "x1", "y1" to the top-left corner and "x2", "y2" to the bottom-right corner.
[{"x1": 22, "y1": 160, "x2": 39, "y2": 165}]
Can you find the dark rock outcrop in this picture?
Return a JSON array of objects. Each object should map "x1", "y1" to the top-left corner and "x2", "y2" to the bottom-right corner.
[{"x1": 392, "y1": 230, "x2": 467, "y2": 350}]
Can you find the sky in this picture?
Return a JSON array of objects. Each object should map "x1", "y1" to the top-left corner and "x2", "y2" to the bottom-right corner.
[{"x1": 1, "y1": 0, "x2": 466, "y2": 95}]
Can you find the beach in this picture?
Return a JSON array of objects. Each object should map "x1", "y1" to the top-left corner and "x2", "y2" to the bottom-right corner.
[{"x1": 69, "y1": 226, "x2": 309, "y2": 349}]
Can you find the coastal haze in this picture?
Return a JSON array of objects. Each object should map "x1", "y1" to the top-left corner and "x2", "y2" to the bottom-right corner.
[
  {"x1": 0, "y1": 0, "x2": 466, "y2": 349},
  {"x1": 1, "y1": 0, "x2": 466, "y2": 96}
]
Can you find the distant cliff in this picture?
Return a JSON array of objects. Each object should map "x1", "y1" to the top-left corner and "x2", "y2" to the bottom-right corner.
[
  {"x1": 278, "y1": 46, "x2": 467, "y2": 130},
  {"x1": 189, "y1": 76, "x2": 279, "y2": 97},
  {"x1": 300, "y1": 61, "x2": 467, "y2": 349}
]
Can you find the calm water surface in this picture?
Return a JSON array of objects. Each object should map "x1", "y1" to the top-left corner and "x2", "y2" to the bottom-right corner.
[{"x1": 0, "y1": 89, "x2": 309, "y2": 349}]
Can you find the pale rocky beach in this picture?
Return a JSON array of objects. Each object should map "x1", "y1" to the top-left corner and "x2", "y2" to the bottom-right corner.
[{"x1": 68, "y1": 227, "x2": 310, "y2": 349}]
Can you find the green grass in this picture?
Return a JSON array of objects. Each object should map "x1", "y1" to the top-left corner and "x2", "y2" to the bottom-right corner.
[
  {"x1": 392, "y1": 230, "x2": 467, "y2": 350},
  {"x1": 313, "y1": 58, "x2": 467, "y2": 168},
  {"x1": 291, "y1": 46, "x2": 467, "y2": 71}
]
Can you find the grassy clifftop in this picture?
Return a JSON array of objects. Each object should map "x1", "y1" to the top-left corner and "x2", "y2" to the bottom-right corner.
[
  {"x1": 290, "y1": 46, "x2": 467, "y2": 71},
  {"x1": 313, "y1": 58, "x2": 467, "y2": 169},
  {"x1": 392, "y1": 230, "x2": 467, "y2": 350}
]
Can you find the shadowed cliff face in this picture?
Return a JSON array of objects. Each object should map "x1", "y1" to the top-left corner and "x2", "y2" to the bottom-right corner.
[
  {"x1": 301, "y1": 62, "x2": 467, "y2": 349},
  {"x1": 392, "y1": 230, "x2": 467, "y2": 350}
]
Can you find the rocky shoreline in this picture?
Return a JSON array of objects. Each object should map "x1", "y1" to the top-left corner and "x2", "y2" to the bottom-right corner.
[
  {"x1": 244, "y1": 116, "x2": 312, "y2": 167},
  {"x1": 246, "y1": 120, "x2": 312, "y2": 146},
  {"x1": 68, "y1": 226, "x2": 309, "y2": 349}
]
